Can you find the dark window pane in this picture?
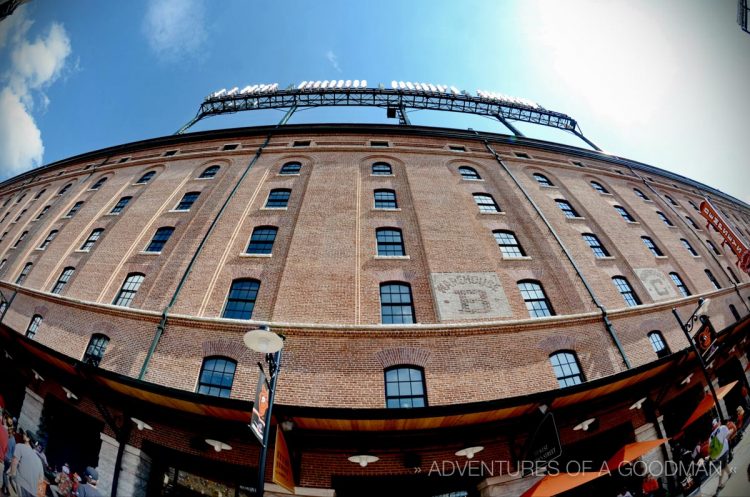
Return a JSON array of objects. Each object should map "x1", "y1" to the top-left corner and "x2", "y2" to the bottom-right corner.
[
  {"x1": 384, "y1": 367, "x2": 426, "y2": 409},
  {"x1": 222, "y1": 279, "x2": 260, "y2": 319},
  {"x1": 380, "y1": 283, "x2": 415, "y2": 324},
  {"x1": 265, "y1": 189, "x2": 291, "y2": 208},
  {"x1": 246, "y1": 227, "x2": 278, "y2": 254},
  {"x1": 197, "y1": 357, "x2": 236, "y2": 398}
]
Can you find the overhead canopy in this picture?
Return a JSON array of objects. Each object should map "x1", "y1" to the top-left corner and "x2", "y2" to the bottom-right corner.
[
  {"x1": 679, "y1": 381, "x2": 738, "y2": 432},
  {"x1": 606, "y1": 439, "x2": 669, "y2": 468},
  {"x1": 520, "y1": 471, "x2": 608, "y2": 497}
]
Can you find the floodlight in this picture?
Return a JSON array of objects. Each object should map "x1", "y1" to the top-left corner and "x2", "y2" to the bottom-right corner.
[
  {"x1": 249, "y1": 84, "x2": 258, "y2": 93},
  {"x1": 321, "y1": 80, "x2": 329, "y2": 88},
  {"x1": 298, "y1": 81, "x2": 308, "y2": 90},
  {"x1": 213, "y1": 89, "x2": 227, "y2": 98},
  {"x1": 227, "y1": 87, "x2": 238, "y2": 96},
  {"x1": 450, "y1": 86, "x2": 460, "y2": 95},
  {"x1": 428, "y1": 83, "x2": 437, "y2": 92},
  {"x1": 406, "y1": 82, "x2": 414, "y2": 90},
  {"x1": 345, "y1": 80, "x2": 352, "y2": 88},
  {"x1": 414, "y1": 83, "x2": 423, "y2": 91},
  {"x1": 361, "y1": 79, "x2": 367, "y2": 87},
  {"x1": 336, "y1": 80, "x2": 344, "y2": 88},
  {"x1": 313, "y1": 81, "x2": 321, "y2": 89},
  {"x1": 270, "y1": 83, "x2": 278, "y2": 91},
  {"x1": 391, "y1": 80, "x2": 398, "y2": 89},
  {"x1": 241, "y1": 86, "x2": 252, "y2": 94},
  {"x1": 348, "y1": 454, "x2": 379, "y2": 467},
  {"x1": 353, "y1": 79, "x2": 360, "y2": 88},
  {"x1": 397, "y1": 81, "x2": 405, "y2": 89}
]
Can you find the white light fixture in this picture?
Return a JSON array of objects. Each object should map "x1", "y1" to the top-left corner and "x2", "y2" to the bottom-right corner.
[
  {"x1": 348, "y1": 454, "x2": 379, "y2": 467},
  {"x1": 205, "y1": 439, "x2": 232, "y2": 452},
  {"x1": 360, "y1": 79, "x2": 367, "y2": 87},
  {"x1": 4, "y1": 351, "x2": 12, "y2": 360},
  {"x1": 298, "y1": 81, "x2": 308, "y2": 90},
  {"x1": 681, "y1": 373, "x2": 694, "y2": 385},
  {"x1": 573, "y1": 418, "x2": 596, "y2": 431},
  {"x1": 707, "y1": 360, "x2": 715, "y2": 370},
  {"x1": 280, "y1": 420, "x2": 294, "y2": 432},
  {"x1": 629, "y1": 397, "x2": 647, "y2": 410},
  {"x1": 729, "y1": 345, "x2": 736, "y2": 354},
  {"x1": 32, "y1": 369, "x2": 44, "y2": 382},
  {"x1": 455, "y1": 446, "x2": 484, "y2": 459},
  {"x1": 243, "y1": 327, "x2": 284, "y2": 354},
  {"x1": 696, "y1": 298, "x2": 712, "y2": 318},
  {"x1": 131, "y1": 417, "x2": 153, "y2": 431},
  {"x1": 62, "y1": 386, "x2": 78, "y2": 400}
]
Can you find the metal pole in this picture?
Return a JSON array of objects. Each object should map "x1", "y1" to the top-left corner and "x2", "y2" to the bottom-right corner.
[
  {"x1": 671, "y1": 308, "x2": 727, "y2": 423},
  {"x1": 256, "y1": 349, "x2": 282, "y2": 497},
  {"x1": 494, "y1": 113, "x2": 525, "y2": 137},
  {"x1": 571, "y1": 129, "x2": 603, "y2": 152}
]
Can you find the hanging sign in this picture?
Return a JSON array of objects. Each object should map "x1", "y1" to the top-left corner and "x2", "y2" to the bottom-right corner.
[
  {"x1": 250, "y1": 368, "x2": 270, "y2": 444},
  {"x1": 699, "y1": 199, "x2": 750, "y2": 275}
]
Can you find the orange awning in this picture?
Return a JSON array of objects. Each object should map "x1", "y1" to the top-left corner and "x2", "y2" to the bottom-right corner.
[
  {"x1": 680, "y1": 380, "x2": 738, "y2": 431},
  {"x1": 520, "y1": 471, "x2": 608, "y2": 497},
  {"x1": 606, "y1": 439, "x2": 668, "y2": 468}
]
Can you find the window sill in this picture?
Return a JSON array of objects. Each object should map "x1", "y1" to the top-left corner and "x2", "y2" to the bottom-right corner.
[
  {"x1": 479, "y1": 211, "x2": 505, "y2": 215},
  {"x1": 666, "y1": 225, "x2": 677, "y2": 229},
  {"x1": 565, "y1": 216, "x2": 586, "y2": 221},
  {"x1": 691, "y1": 255, "x2": 702, "y2": 258},
  {"x1": 74, "y1": 249, "x2": 91, "y2": 253},
  {"x1": 540, "y1": 185, "x2": 558, "y2": 189},
  {"x1": 278, "y1": 173, "x2": 301, "y2": 177},
  {"x1": 104, "y1": 212, "x2": 121, "y2": 216},
  {"x1": 598, "y1": 192, "x2": 613, "y2": 196},
  {"x1": 654, "y1": 255, "x2": 668, "y2": 259},
  {"x1": 373, "y1": 208, "x2": 401, "y2": 212},
  {"x1": 595, "y1": 256, "x2": 616, "y2": 260},
  {"x1": 375, "y1": 255, "x2": 410, "y2": 260},
  {"x1": 371, "y1": 174, "x2": 395, "y2": 177},
  {"x1": 132, "y1": 183, "x2": 148, "y2": 186},
  {"x1": 194, "y1": 177, "x2": 217, "y2": 181},
  {"x1": 643, "y1": 200, "x2": 654, "y2": 203},
  {"x1": 240, "y1": 253, "x2": 272, "y2": 258},
  {"x1": 34, "y1": 248, "x2": 46, "y2": 251},
  {"x1": 261, "y1": 207, "x2": 288, "y2": 211},
  {"x1": 503, "y1": 256, "x2": 532, "y2": 260},
  {"x1": 139, "y1": 251, "x2": 161, "y2": 255},
  {"x1": 167, "y1": 209, "x2": 191, "y2": 213},
  {"x1": 461, "y1": 178, "x2": 483, "y2": 182},
  {"x1": 624, "y1": 221, "x2": 641, "y2": 225}
]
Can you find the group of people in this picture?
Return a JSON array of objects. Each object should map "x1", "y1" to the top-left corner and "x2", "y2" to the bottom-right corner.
[{"x1": 1, "y1": 409, "x2": 102, "y2": 497}]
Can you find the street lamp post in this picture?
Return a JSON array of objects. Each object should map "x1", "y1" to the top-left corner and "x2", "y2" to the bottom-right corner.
[
  {"x1": 243, "y1": 326, "x2": 284, "y2": 497},
  {"x1": 671, "y1": 298, "x2": 727, "y2": 423}
]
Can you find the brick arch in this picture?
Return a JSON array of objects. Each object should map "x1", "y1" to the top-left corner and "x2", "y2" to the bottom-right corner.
[
  {"x1": 32, "y1": 305, "x2": 50, "y2": 316},
  {"x1": 374, "y1": 347, "x2": 432, "y2": 369},
  {"x1": 537, "y1": 335, "x2": 578, "y2": 355},
  {"x1": 202, "y1": 339, "x2": 247, "y2": 362}
]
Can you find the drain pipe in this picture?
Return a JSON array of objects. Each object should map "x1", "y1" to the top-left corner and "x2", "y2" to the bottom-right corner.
[
  {"x1": 138, "y1": 130, "x2": 276, "y2": 380},
  {"x1": 475, "y1": 132, "x2": 631, "y2": 370}
]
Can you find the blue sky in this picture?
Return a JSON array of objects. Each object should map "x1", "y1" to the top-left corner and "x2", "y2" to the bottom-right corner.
[{"x1": 1, "y1": 0, "x2": 748, "y2": 203}]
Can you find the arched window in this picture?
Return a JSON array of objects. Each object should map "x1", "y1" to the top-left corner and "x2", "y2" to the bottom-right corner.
[
  {"x1": 582, "y1": 233, "x2": 610, "y2": 258},
  {"x1": 65, "y1": 201, "x2": 84, "y2": 218},
  {"x1": 372, "y1": 162, "x2": 393, "y2": 176},
  {"x1": 279, "y1": 162, "x2": 301, "y2": 175},
  {"x1": 13, "y1": 230, "x2": 28, "y2": 248},
  {"x1": 681, "y1": 239, "x2": 698, "y2": 256},
  {"x1": 376, "y1": 228, "x2": 405, "y2": 256},
  {"x1": 199, "y1": 165, "x2": 220, "y2": 179},
  {"x1": 555, "y1": 199, "x2": 580, "y2": 218},
  {"x1": 374, "y1": 189, "x2": 398, "y2": 209},
  {"x1": 135, "y1": 171, "x2": 156, "y2": 184},
  {"x1": 656, "y1": 211, "x2": 674, "y2": 227},
  {"x1": 641, "y1": 236, "x2": 664, "y2": 256},
  {"x1": 26, "y1": 315, "x2": 42, "y2": 339},
  {"x1": 80, "y1": 228, "x2": 104, "y2": 251},
  {"x1": 517, "y1": 280, "x2": 555, "y2": 317},
  {"x1": 83, "y1": 334, "x2": 110, "y2": 366},
  {"x1": 458, "y1": 166, "x2": 480, "y2": 180},
  {"x1": 110, "y1": 196, "x2": 132, "y2": 214},
  {"x1": 222, "y1": 279, "x2": 260, "y2": 320},
  {"x1": 380, "y1": 282, "x2": 415, "y2": 324},
  {"x1": 473, "y1": 193, "x2": 501, "y2": 213},
  {"x1": 669, "y1": 272, "x2": 691, "y2": 297},
  {"x1": 533, "y1": 173, "x2": 554, "y2": 187},
  {"x1": 494, "y1": 230, "x2": 526, "y2": 258},
  {"x1": 35, "y1": 205, "x2": 50, "y2": 220},
  {"x1": 614, "y1": 205, "x2": 636, "y2": 222},
  {"x1": 38, "y1": 230, "x2": 58, "y2": 250},
  {"x1": 648, "y1": 331, "x2": 670, "y2": 358},
  {"x1": 634, "y1": 188, "x2": 649, "y2": 201},
  {"x1": 113, "y1": 273, "x2": 145, "y2": 307},
  {"x1": 384, "y1": 366, "x2": 426, "y2": 408},
  {"x1": 16, "y1": 262, "x2": 32, "y2": 285},
  {"x1": 197, "y1": 356, "x2": 237, "y2": 398},
  {"x1": 705, "y1": 269, "x2": 722, "y2": 289},
  {"x1": 246, "y1": 226, "x2": 278, "y2": 255},
  {"x1": 51, "y1": 267, "x2": 75, "y2": 294},
  {"x1": 90, "y1": 177, "x2": 108, "y2": 190},
  {"x1": 145, "y1": 227, "x2": 175, "y2": 253},
  {"x1": 265, "y1": 189, "x2": 291, "y2": 208},
  {"x1": 612, "y1": 276, "x2": 641, "y2": 307},
  {"x1": 590, "y1": 181, "x2": 609, "y2": 194},
  {"x1": 175, "y1": 192, "x2": 200, "y2": 211},
  {"x1": 550, "y1": 351, "x2": 584, "y2": 387}
]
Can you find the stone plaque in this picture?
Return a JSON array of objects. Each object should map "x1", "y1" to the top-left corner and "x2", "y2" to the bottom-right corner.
[
  {"x1": 634, "y1": 268, "x2": 677, "y2": 301},
  {"x1": 430, "y1": 272, "x2": 511, "y2": 321}
]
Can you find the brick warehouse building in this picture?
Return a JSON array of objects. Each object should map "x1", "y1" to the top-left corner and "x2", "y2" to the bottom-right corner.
[{"x1": 0, "y1": 120, "x2": 749, "y2": 497}]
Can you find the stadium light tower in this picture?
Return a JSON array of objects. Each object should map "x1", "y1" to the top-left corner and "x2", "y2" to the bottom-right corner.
[{"x1": 740, "y1": 0, "x2": 749, "y2": 33}]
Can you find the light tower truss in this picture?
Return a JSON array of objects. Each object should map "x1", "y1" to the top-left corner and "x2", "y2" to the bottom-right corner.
[{"x1": 176, "y1": 80, "x2": 602, "y2": 151}]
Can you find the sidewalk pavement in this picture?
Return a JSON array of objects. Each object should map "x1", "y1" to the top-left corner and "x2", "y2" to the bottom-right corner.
[{"x1": 689, "y1": 431, "x2": 750, "y2": 497}]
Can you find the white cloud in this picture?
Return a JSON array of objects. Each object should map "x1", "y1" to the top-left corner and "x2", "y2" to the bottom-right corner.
[
  {"x1": 0, "y1": 6, "x2": 71, "y2": 177},
  {"x1": 0, "y1": 88, "x2": 43, "y2": 176},
  {"x1": 143, "y1": 0, "x2": 208, "y2": 62},
  {"x1": 326, "y1": 50, "x2": 342, "y2": 73}
]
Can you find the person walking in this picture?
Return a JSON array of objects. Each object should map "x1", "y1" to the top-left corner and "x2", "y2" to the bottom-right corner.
[
  {"x1": 77, "y1": 467, "x2": 102, "y2": 497},
  {"x1": 53, "y1": 463, "x2": 73, "y2": 497},
  {"x1": 2, "y1": 417, "x2": 15, "y2": 496},
  {"x1": 709, "y1": 418, "x2": 735, "y2": 494},
  {"x1": 10, "y1": 429, "x2": 44, "y2": 497}
]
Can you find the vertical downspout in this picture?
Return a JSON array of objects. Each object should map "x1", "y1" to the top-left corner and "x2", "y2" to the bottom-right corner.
[
  {"x1": 475, "y1": 132, "x2": 631, "y2": 370},
  {"x1": 138, "y1": 126, "x2": 280, "y2": 380}
]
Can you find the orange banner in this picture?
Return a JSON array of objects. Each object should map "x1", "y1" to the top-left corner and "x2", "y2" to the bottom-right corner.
[
  {"x1": 273, "y1": 429, "x2": 296, "y2": 494},
  {"x1": 699, "y1": 199, "x2": 750, "y2": 275}
]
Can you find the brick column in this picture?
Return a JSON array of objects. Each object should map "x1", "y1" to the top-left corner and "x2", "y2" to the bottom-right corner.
[
  {"x1": 18, "y1": 387, "x2": 43, "y2": 433},
  {"x1": 97, "y1": 433, "x2": 152, "y2": 497}
]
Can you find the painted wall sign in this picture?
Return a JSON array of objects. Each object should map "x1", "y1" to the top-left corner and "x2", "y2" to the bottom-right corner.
[
  {"x1": 430, "y1": 272, "x2": 511, "y2": 321},
  {"x1": 635, "y1": 268, "x2": 678, "y2": 301}
]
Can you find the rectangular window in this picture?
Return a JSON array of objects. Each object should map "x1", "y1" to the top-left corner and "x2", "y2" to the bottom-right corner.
[
  {"x1": 582, "y1": 233, "x2": 610, "y2": 258},
  {"x1": 65, "y1": 201, "x2": 84, "y2": 218},
  {"x1": 385, "y1": 367, "x2": 426, "y2": 408},
  {"x1": 473, "y1": 194, "x2": 501, "y2": 213},
  {"x1": 494, "y1": 231, "x2": 526, "y2": 258},
  {"x1": 380, "y1": 283, "x2": 415, "y2": 324},
  {"x1": 113, "y1": 274, "x2": 145, "y2": 307},
  {"x1": 613, "y1": 277, "x2": 641, "y2": 307},
  {"x1": 370, "y1": 141, "x2": 389, "y2": 147},
  {"x1": 555, "y1": 200, "x2": 580, "y2": 218},
  {"x1": 518, "y1": 281, "x2": 555, "y2": 317},
  {"x1": 293, "y1": 140, "x2": 311, "y2": 147},
  {"x1": 265, "y1": 189, "x2": 291, "y2": 208},
  {"x1": 222, "y1": 279, "x2": 260, "y2": 319},
  {"x1": 175, "y1": 192, "x2": 200, "y2": 211},
  {"x1": 51, "y1": 267, "x2": 75, "y2": 294},
  {"x1": 80, "y1": 229, "x2": 103, "y2": 251},
  {"x1": 657, "y1": 211, "x2": 674, "y2": 227},
  {"x1": 641, "y1": 236, "x2": 664, "y2": 256},
  {"x1": 110, "y1": 196, "x2": 132, "y2": 214},
  {"x1": 376, "y1": 229, "x2": 405, "y2": 256},
  {"x1": 614, "y1": 205, "x2": 636, "y2": 222},
  {"x1": 374, "y1": 190, "x2": 398, "y2": 209},
  {"x1": 705, "y1": 269, "x2": 721, "y2": 289},
  {"x1": 145, "y1": 227, "x2": 175, "y2": 253},
  {"x1": 245, "y1": 227, "x2": 277, "y2": 255}
]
